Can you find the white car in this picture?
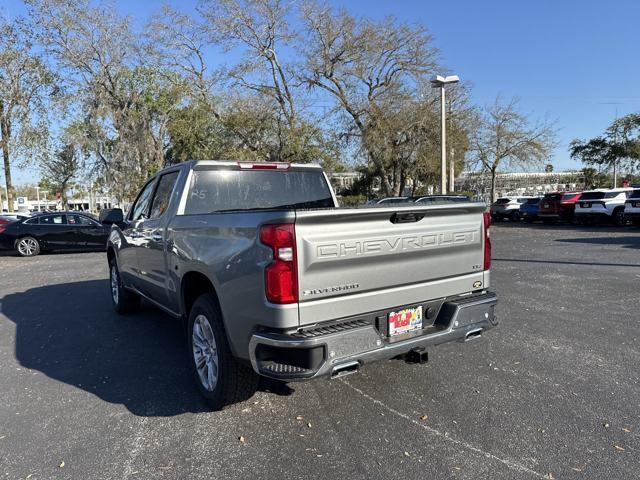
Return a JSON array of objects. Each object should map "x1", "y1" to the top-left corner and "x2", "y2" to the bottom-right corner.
[
  {"x1": 624, "y1": 189, "x2": 640, "y2": 227},
  {"x1": 489, "y1": 197, "x2": 534, "y2": 222},
  {"x1": 574, "y1": 188, "x2": 634, "y2": 226}
]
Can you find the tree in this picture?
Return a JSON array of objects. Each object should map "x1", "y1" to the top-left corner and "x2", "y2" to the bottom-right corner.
[
  {"x1": 199, "y1": 0, "x2": 298, "y2": 128},
  {"x1": 40, "y1": 143, "x2": 79, "y2": 208},
  {"x1": 28, "y1": 0, "x2": 187, "y2": 200},
  {"x1": 570, "y1": 113, "x2": 640, "y2": 186},
  {"x1": 468, "y1": 96, "x2": 557, "y2": 201},
  {"x1": 299, "y1": 2, "x2": 439, "y2": 195},
  {"x1": 0, "y1": 17, "x2": 55, "y2": 212}
]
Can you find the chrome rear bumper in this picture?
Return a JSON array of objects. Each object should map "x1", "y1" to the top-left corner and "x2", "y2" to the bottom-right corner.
[{"x1": 249, "y1": 292, "x2": 498, "y2": 381}]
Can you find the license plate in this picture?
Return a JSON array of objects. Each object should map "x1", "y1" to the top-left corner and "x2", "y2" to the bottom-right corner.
[
  {"x1": 582, "y1": 202, "x2": 591, "y2": 208},
  {"x1": 389, "y1": 306, "x2": 423, "y2": 336},
  {"x1": 543, "y1": 204, "x2": 549, "y2": 209},
  {"x1": 634, "y1": 202, "x2": 640, "y2": 208}
]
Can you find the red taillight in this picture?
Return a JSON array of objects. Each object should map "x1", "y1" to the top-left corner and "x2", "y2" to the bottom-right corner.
[
  {"x1": 0, "y1": 226, "x2": 5, "y2": 234},
  {"x1": 483, "y1": 211, "x2": 491, "y2": 271},
  {"x1": 260, "y1": 223, "x2": 298, "y2": 304}
]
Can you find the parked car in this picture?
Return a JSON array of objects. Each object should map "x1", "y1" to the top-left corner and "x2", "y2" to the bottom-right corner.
[
  {"x1": 368, "y1": 197, "x2": 413, "y2": 205},
  {"x1": 624, "y1": 189, "x2": 640, "y2": 227},
  {"x1": 538, "y1": 192, "x2": 582, "y2": 224},
  {"x1": 413, "y1": 195, "x2": 471, "y2": 204},
  {"x1": 489, "y1": 197, "x2": 532, "y2": 222},
  {"x1": 519, "y1": 197, "x2": 542, "y2": 222},
  {"x1": 0, "y1": 214, "x2": 30, "y2": 225},
  {"x1": 0, "y1": 212, "x2": 113, "y2": 256},
  {"x1": 574, "y1": 188, "x2": 634, "y2": 226},
  {"x1": 106, "y1": 160, "x2": 497, "y2": 409}
]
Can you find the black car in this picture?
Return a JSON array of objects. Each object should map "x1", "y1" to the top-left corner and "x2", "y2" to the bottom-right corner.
[
  {"x1": 0, "y1": 212, "x2": 112, "y2": 257},
  {"x1": 413, "y1": 195, "x2": 471, "y2": 204}
]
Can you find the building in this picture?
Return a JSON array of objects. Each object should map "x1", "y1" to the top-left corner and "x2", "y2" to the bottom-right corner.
[{"x1": 454, "y1": 171, "x2": 585, "y2": 202}]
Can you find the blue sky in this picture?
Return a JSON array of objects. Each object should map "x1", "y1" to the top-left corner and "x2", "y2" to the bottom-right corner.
[{"x1": 3, "y1": 0, "x2": 640, "y2": 184}]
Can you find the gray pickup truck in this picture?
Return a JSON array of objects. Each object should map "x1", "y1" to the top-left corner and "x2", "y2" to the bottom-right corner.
[{"x1": 105, "y1": 160, "x2": 497, "y2": 409}]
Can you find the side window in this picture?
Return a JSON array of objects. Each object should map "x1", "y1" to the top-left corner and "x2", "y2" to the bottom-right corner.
[
  {"x1": 130, "y1": 179, "x2": 157, "y2": 222},
  {"x1": 149, "y1": 171, "x2": 180, "y2": 219},
  {"x1": 68, "y1": 214, "x2": 96, "y2": 226},
  {"x1": 40, "y1": 214, "x2": 66, "y2": 225}
]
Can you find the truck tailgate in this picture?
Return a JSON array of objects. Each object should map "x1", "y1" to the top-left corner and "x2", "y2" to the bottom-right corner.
[{"x1": 294, "y1": 204, "x2": 488, "y2": 325}]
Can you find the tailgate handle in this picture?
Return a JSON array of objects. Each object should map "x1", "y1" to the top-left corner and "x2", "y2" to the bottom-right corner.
[{"x1": 390, "y1": 212, "x2": 424, "y2": 224}]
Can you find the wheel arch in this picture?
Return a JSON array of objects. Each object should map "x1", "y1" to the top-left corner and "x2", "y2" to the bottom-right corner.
[{"x1": 181, "y1": 271, "x2": 222, "y2": 320}]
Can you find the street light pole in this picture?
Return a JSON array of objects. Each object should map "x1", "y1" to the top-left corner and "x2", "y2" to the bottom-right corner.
[
  {"x1": 450, "y1": 147, "x2": 455, "y2": 192},
  {"x1": 431, "y1": 75, "x2": 460, "y2": 194}
]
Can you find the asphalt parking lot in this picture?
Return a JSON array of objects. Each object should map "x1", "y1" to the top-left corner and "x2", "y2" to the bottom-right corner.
[{"x1": 1, "y1": 223, "x2": 639, "y2": 479}]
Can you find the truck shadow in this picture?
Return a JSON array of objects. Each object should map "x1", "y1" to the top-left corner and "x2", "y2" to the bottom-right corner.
[{"x1": 1, "y1": 279, "x2": 293, "y2": 417}]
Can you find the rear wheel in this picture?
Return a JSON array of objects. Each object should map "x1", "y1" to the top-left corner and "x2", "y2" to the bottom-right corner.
[
  {"x1": 15, "y1": 236, "x2": 40, "y2": 257},
  {"x1": 109, "y1": 259, "x2": 140, "y2": 314},
  {"x1": 188, "y1": 294, "x2": 259, "y2": 410},
  {"x1": 612, "y1": 208, "x2": 626, "y2": 226}
]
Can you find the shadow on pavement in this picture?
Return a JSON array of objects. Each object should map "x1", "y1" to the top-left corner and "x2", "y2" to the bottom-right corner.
[
  {"x1": 1, "y1": 279, "x2": 293, "y2": 417},
  {"x1": 555, "y1": 236, "x2": 640, "y2": 250},
  {"x1": 492, "y1": 221, "x2": 635, "y2": 234},
  {"x1": 493, "y1": 257, "x2": 640, "y2": 268}
]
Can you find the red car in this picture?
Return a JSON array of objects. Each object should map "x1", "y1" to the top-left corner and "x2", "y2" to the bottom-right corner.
[{"x1": 538, "y1": 192, "x2": 582, "y2": 223}]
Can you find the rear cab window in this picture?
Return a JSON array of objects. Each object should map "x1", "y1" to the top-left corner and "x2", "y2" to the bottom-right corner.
[
  {"x1": 629, "y1": 190, "x2": 640, "y2": 199},
  {"x1": 184, "y1": 168, "x2": 334, "y2": 215}
]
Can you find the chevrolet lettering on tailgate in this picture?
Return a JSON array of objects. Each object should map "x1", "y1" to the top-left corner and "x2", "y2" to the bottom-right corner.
[{"x1": 315, "y1": 229, "x2": 478, "y2": 259}]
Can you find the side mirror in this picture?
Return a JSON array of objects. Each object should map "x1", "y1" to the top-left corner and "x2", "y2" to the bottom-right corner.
[{"x1": 100, "y1": 208, "x2": 124, "y2": 225}]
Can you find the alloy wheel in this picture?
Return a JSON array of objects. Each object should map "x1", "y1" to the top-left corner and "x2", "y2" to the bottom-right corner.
[
  {"x1": 192, "y1": 314, "x2": 219, "y2": 392},
  {"x1": 110, "y1": 265, "x2": 119, "y2": 305},
  {"x1": 17, "y1": 238, "x2": 38, "y2": 256}
]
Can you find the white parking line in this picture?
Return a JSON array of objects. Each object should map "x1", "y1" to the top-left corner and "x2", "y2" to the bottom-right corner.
[{"x1": 340, "y1": 379, "x2": 548, "y2": 479}]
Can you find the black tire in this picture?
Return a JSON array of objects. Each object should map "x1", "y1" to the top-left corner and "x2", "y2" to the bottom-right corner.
[
  {"x1": 524, "y1": 217, "x2": 534, "y2": 223},
  {"x1": 15, "y1": 236, "x2": 41, "y2": 257},
  {"x1": 109, "y1": 258, "x2": 140, "y2": 314},
  {"x1": 612, "y1": 208, "x2": 626, "y2": 227},
  {"x1": 187, "y1": 294, "x2": 259, "y2": 410},
  {"x1": 632, "y1": 218, "x2": 640, "y2": 228},
  {"x1": 509, "y1": 211, "x2": 521, "y2": 222}
]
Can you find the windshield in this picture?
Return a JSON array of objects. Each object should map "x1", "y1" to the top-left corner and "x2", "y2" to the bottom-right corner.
[
  {"x1": 495, "y1": 198, "x2": 511, "y2": 204},
  {"x1": 524, "y1": 198, "x2": 540, "y2": 205},
  {"x1": 184, "y1": 168, "x2": 334, "y2": 214}
]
